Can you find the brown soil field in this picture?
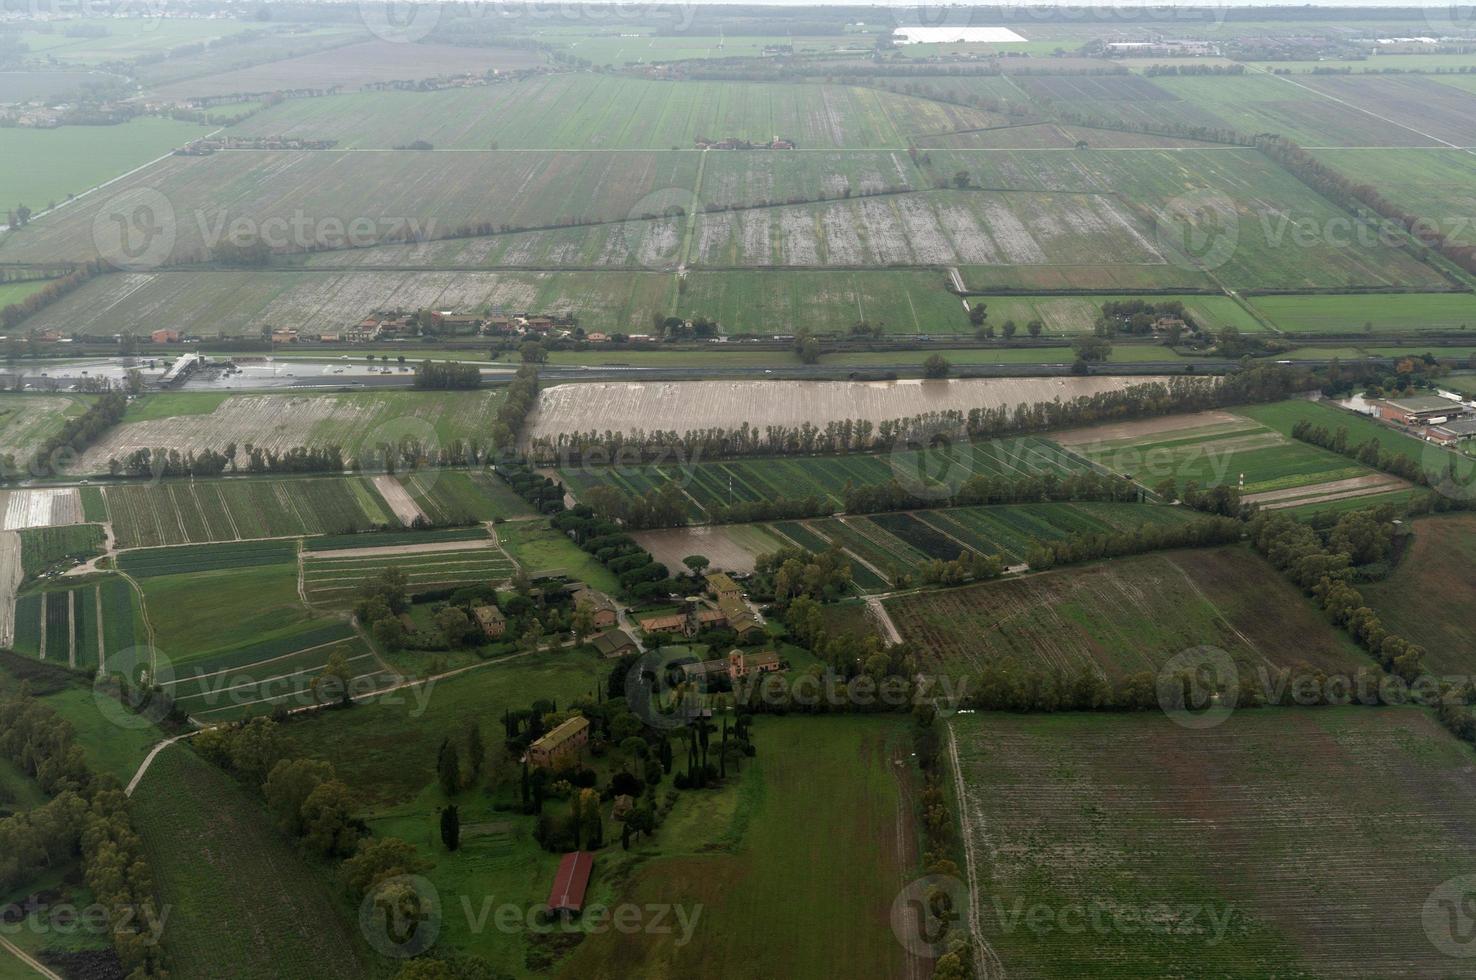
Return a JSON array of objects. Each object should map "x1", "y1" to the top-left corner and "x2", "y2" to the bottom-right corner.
[{"x1": 526, "y1": 376, "x2": 1193, "y2": 445}]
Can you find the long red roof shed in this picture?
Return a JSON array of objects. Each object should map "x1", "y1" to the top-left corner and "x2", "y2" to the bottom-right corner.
[{"x1": 547, "y1": 851, "x2": 594, "y2": 915}]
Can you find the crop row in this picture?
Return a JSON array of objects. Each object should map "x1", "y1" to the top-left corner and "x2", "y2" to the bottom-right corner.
[
  {"x1": 118, "y1": 539, "x2": 300, "y2": 578},
  {"x1": 11, "y1": 578, "x2": 141, "y2": 671}
]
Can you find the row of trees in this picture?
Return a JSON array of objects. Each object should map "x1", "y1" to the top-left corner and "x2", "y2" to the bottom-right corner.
[
  {"x1": 551, "y1": 506, "x2": 675, "y2": 602},
  {"x1": 0, "y1": 262, "x2": 102, "y2": 331},
  {"x1": 413, "y1": 360, "x2": 481, "y2": 390},
  {"x1": 108, "y1": 443, "x2": 346, "y2": 478},
  {"x1": 31, "y1": 390, "x2": 127, "y2": 479}
]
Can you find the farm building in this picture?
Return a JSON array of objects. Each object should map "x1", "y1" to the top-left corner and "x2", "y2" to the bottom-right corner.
[
  {"x1": 706, "y1": 572, "x2": 743, "y2": 602},
  {"x1": 679, "y1": 658, "x2": 731, "y2": 684},
  {"x1": 638, "y1": 593, "x2": 763, "y2": 641},
  {"x1": 573, "y1": 587, "x2": 617, "y2": 629},
  {"x1": 589, "y1": 629, "x2": 638, "y2": 659},
  {"x1": 150, "y1": 328, "x2": 180, "y2": 343},
  {"x1": 528, "y1": 716, "x2": 590, "y2": 769},
  {"x1": 1431, "y1": 417, "x2": 1476, "y2": 443},
  {"x1": 1374, "y1": 394, "x2": 1468, "y2": 427},
  {"x1": 546, "y1": 852, "x2": 594, "y2": 918},
  {"x1": 472, "y1": 604, "x2": 506, "y2": 639},
  {"x1": 729, "y1": 649, "x2": 782, "y2": 679}
]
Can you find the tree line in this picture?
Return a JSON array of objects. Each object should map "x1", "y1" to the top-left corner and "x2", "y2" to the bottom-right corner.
[
  {"x1": 413, "y1": 360, "x2": 481, "y2": 390},
  {"x1": 0, "y1": 262, "x2": 102, "y2": 331}
]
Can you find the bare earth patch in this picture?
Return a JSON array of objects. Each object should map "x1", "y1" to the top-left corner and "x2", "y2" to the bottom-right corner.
[
  {"x1": 1246, "y1": 473, "x2": 1408, "y2": 509},
  {"x1": 0, "y1": 531, "x2": 21, "y2": 647},
  {"x1": 632, "y1": 526, "x2": 770, "y2": 576},
  {"x1": 1052, "y1": 409, "x2": 1246, "y2": 447},
  {"x1": 527, "y1": 377, "x2": 1194, "y2": 446},
  {"x1": 371, "y1": 476, "x2": 424, "y2": 526}
]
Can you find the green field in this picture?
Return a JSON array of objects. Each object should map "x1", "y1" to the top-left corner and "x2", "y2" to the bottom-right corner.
[
  {"x1": 1062, "y1": 409, "x2": 1379, "y2": 497},
  {"x1": 0, "y1": 280, "x2": 48, "y2": 308},
  {"x1": 1361, "y1": 512, "x2": 1476, "y2": 675},
  {"x1": 0, "y1": 116, "x2": 211, "y2": 218},
  {"x1": 303, "y1": 544, "x2": 517, "y2": 606},
  {"x1": 561, "y1": 435, "x2": 1091, "y2": 521},
  {"x1": 11, "y1": 577, "x2": 145, "y2": 673},
  {"x1": 1312, "y1": 149, "x2": 1476, "y2": 246},
  {"x1": 554, "y1": 716, "x2": 915, "y2": 978},
  {"x1": 951, "y1": 707, "x2": 1476, "y2": 977},
  {"x1": 887, "y1": 545, "x2": 1367, "y2": 680},
  {"x1": 1249, "y1": 292, "x2": 1476, "y2": 334},
  {"x1": 1239, "y1": 399, "x2": 1467, "y2": 471},
  {"x1": 227, "y1": 74, "x2": 1001, "y2": 149},
  {"x1": 0, "y1": 393, "x2": 90, "y2": 461},
  {"x1": 398, "y1": 469, "x2": 533, "y2": 524},
  {"x1": 16, "y1": 522, "x2": 104, "y2": 576},
  {"x1": 104, "y1": 476, "x2": 398, "y2": 549},
  {"x1": 130, "y1": 744, "x2": 376, "y2": 979}
]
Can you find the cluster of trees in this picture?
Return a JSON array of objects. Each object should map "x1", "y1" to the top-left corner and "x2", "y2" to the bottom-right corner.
[
  {"x1": 0, "y1": 685, "x2": 166, "y2": 977},
  {"x1": 842, "y1": 469, "x2": 1142, "y2": 516},
  {"x1": 531, "y1": 368, "x2": 1309, "y2": 465},
  {"x1": 0, "y1": 262, "x2": 102, "y2": 330},
  {"x1": 578, "y1": 479, "x2": 692, "y2": 530},
  {"x1": 786, "y1": 596, "x2": 919, "y2": 687},
  {"x1": 1095, "y1": 299, "x2": 1199, "y2": 338},
  {"x1": 1257, "y1": 135, "x2": 1476, "y2": 277},
  {"x1": 413, "y1": 360, "x2": 481, "y2": 390},
  {"x1": 754, "y1": 546, "x2": 853, "y2": 605},
  {"x1": 498, "y1": 460, "x2": 566, "y2": 514},
  {"x1": 552, "y1": 506, "x2": 674, "y2": 601},
  {"x1": 31, "y1": 390, "x2": 127, "y2": 478},
  {"x1": 1024, "y1": 515, "x2": 1244, "y2": 571},
  {"x1": 1248, "y1": 510, "x2": 1426, "y2": 681},
  {"x1": 194, "y1": 717, "x2": 434, "y2": 913},
  {"x1": 355, "y1": 567, "x2": 414, "y2": 650}
]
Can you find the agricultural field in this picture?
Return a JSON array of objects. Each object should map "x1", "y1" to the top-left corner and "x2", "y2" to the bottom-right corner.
[
  {"x1": 555, "y1": 716, "x2": 918, "y2": 978},
  {"x1": 1361, "y1": 513, "x2": 1476, "y2": 675},
  {"x1": 10, "y1": 577, "x2": 146, "y2": 673},
  {"x1": 25, "y1": 268, "x2": 678, "y2": 338},
  {"x1": 397, "y1": 469, "x2": 533, "y2": 524},
  {"x1": 950, "y1": 708, "x2": 1476, "y2": 978},
  {"x1": 527, "y1": 376, "x2": 1190, "y2": 447},
  {"x1": 677, "y1": 270, "x2": 966, "y2": 336},
  {"x1": 633, "y1": 522, "x2": 795, "y2": 576},
  {"x1": 0, "y1": 487, "x2": 83, "y2": 530},
  {"x1": 562, "y1": 434, "x2": 1089, "y2": 519},
  {"x1": 0, "y1": 116, "x2": 213, "y2": 220},
  {"x1": 130, "y1": 745, "x2": 378, "y2": 978},
  {"x1": 103, "y1": 476, "x2": 399, "y2": 549},
  {"x1": 1311, "y1": 149, "x2": 1476, "y2": 246},
  {"x1": 9, "y1": 17, "x2": 261, "y2": 65},
  {"x1": 0, "y1": 148, "x2": 701, "y2": 265},
  {"x1": 0, "y1": 393, "x2": 89, "y2": 463},
  {"x1": 77, "y1": 389, "x2": 510, "y2": 471},
  {"x1": 1247, "y1": 292, "x2": 1476, "y2": 334},
  {"x1": 1299, "y1": 74, "x2": 1476, "y2": 147},
  {"x1": 16, "y1": 522, "x2": 104, "y2": 576},
  {"x1": 887, "y1": 545, "x2": 1367, "y2": 679},
  {"x1": 302, "y1": 539, "x2": 517, "y2": 607},
  {"x1": 147, "y1": 39, "x2": 546, "y2": 100},
  {"x1": 1054, "y1": 408, "x2": 1404, "y2": 507},
  {"x1": 227, "y1": 74, "x2": 1005, "y2": 150}
]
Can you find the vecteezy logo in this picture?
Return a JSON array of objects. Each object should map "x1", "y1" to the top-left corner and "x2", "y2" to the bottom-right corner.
[
  {"x1": 1421, "y1": 439, "x2": 1476, "y2": 504},
  {"x1": 1154, "y1": 190, "x2": 1239, "y2": 272},
  {"x1": 625, "y1": 647, "x2": 713, "y2": 731},
  {"x1": 359, "y1": 0, "x2": 443, "y2": 44},
  {"x1": 887, "y1": 418, "x2": 974, "y2": 502},
  {"x1": 360, "y1": 874, "x2": 441, "y2": 959},
  {"x1": 1425, "y1": 874, "x2": 1476, "y2": 958},
  {"x1": 1420, "y1": 0, "x2": 1476, "y2": 34},
  {"x1": 890, "y1": 874, "x2": 969, "y2": 958},
  {"x1": 93, "y1": 645, "x2": 175, "y2": 731},
  {"x1": 1156, "y1": 645, "x2": 1238, "y2": 730},
  {"x1": 361, "y1": 414, "x2": 442, "y2": 492},
  {"x1": 91, "y1": 188, "x2": 176, "y2": 272}
]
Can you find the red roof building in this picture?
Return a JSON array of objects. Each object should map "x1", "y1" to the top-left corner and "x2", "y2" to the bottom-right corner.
[{"x1": 547, "y1": 851, "x2": 594, "y2": 916}]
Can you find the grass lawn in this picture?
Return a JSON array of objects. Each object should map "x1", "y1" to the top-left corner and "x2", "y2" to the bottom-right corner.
[
  {"x1": 0, "y1": 117, "x2": 212, "y2": 217},
  {"x1": 496, "y1": 521, "x2": 620, "y2": 595},
  {"x1": 0, "y1": 664, "x2": 160, "y2": 786},
  {"x1": 139, "y1": 562, "x2": 337, "y2": 668},
  {"x1": 1239, "y1": 399, "x2": 1471, "y2": 473},
  {"x1": 554, "y1": 715, "x2": 919, "y2": 979},
  {"x1": 130, "y1": 744, "x2": 378, "y2": 980},
  {"x1": 0, "y1": 280, "x2": 48, "y2": 308},
  {"x1": 1248, "y1": 293, "x2": 1476, "y2": 335}
]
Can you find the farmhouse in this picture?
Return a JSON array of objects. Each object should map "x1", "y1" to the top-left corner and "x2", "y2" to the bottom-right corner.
[
  {"x1": 150, "y1": 328, "x2": 180, "y2": 344},
  {"x1": 679, "y1": 658, "x2": 731, "y2": 684},
  {"x1": 589, "y1": 629, "x2": 638, "y2": 659},
  {"x1": 472, "y1": 604, "x2": 506, "y2": 639},
  {"x1": 430, "y1": 311, "x2": 484, "y2": 335},
  {"x1": 528, "y1": 716, "x2": 590, "y2": 769},
  {"x1": 1374, "y1": 394, "x2": 1468, "y2": 427},
  {"x1": 546, "y1": 852, "x2": 594, "y2": 918},
  {"x1": 729, "y1": 649, "x2": 782, "y2": 679},
  {"x1": 706, "y1": 572, "x2": 743, "y2": 602},
  {"x1": 573, "y1": 587, "x2": 617, "y2": 629}
]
